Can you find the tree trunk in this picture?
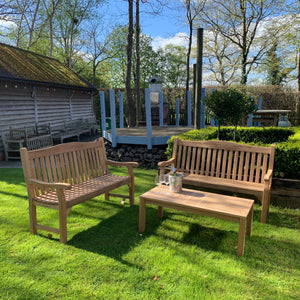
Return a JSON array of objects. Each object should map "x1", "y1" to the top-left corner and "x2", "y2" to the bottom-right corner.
[
  {"x1": 297, "y1": 48, "x2": 300, "y2": 92},
  {"x1": 126, "y1": 0, "x2": 136, "y2": 127},
  {"x1": 27, "y1": 0, "x2": 41, "y2": 50},
  {"x1": 240, "y1": 57, "x2": 248, "y2": 84},
  {"x1": 135, "y1": 0, "x2": 141, "y2": 124},
  {"x1": 185, "y1": 1, "x2": 193, "y2": 126},
  {"x1": 296, "y1": 49, "x2": 300, "y2": 125}
]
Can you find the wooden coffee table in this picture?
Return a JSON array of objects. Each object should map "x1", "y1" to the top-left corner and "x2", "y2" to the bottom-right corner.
[{"x1": 139, "y1": 186, "x2": 254, "y2": 256}]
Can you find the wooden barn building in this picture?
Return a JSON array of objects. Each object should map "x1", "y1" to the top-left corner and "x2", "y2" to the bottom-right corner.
[{"x1": 0, "y1": 42, "x2": 98, "y2": 160}]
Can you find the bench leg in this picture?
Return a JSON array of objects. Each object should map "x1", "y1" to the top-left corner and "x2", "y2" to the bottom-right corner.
[
  {"x1": 237, "y1": 218, "x2": 247, "y2": 256},
  {"x1": 246, "y1": 204, "x2": 253, "y2": 236},
  {"x1": 139, "y1": 198, "x2": 146, "y2": 233},
  {"x1": 29, "y1": 199, "x2": 37, "y2": 235},
  {"x1": 105, "y1": 192, "x2": 109, "y2": 201},
  {"x1": 261, "y1": 191, "x2": 270, "y2": 223},
  {"x1": 57, "y1": 190, "x2": 68, "y2": 243},
  {"x1": 129, "y1": 182, "x2": 134, "y2": 206},
  {"x1": 158, "y1": 206, "x2": 164, "y2": 218}
]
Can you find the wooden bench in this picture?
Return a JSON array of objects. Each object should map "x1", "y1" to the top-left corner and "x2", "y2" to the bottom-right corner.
[
  {"x1": 20, "y1": 137, "x2": 139, "y2": 243},
  {"x1": 158, "y1": 138, "x2": 275, "y2": 223},
  {"x1": 2, "y1": 125, "x2": 52, "y2": 161},
  {"x1": 50, "y1": 119, "x2": 94, "y2": 143}
]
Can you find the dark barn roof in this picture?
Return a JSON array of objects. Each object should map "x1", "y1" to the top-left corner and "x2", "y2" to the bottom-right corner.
[{"x1": 0, "y1": 43, "x2": 97, "y2": 91}]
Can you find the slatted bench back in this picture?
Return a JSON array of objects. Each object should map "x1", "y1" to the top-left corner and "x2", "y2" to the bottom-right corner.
[
  {"x1": 173, "y1": 138, "x2": 275, "y2": 184},
  {"x1": 22, "y1": 139, "x2": 108, "y2": 196}
]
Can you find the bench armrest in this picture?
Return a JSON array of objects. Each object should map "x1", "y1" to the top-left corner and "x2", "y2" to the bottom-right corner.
[
  {"x1": 28, "y1": 178, "x2": 72, "y2": 190},
  {"x1": 264, "y1": 169, "x2": 273, "y2": 182},
  {"x1": 157, "y1": 157, "x2": 175, "y2": 168},
  {"x1": 157, "y1": 158, "x2": 176, "y2": 175}
]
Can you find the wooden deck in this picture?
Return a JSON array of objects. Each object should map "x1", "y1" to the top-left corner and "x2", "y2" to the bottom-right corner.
[{"x1": 103, "y1": 126, "x2": 193, "y2": 148}]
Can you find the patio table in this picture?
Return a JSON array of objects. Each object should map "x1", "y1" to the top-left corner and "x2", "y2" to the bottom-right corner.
[{"x1": 139, "y1": 186, "x2": 254, "y2": 256}]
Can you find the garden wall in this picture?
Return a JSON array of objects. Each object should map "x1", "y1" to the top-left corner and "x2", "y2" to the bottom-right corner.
[{"x1": 104, "y1": 140, "x2": 168, "y2": 169}]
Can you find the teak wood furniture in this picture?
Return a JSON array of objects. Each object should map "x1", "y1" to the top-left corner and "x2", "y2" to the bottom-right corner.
[
  {"x1": 3, "y1": 125, "x2": 53, "y2": 161},
  {"x1": 139, "y1": 186, "x2": 254, "y2": 256},
  {"x1": 50, "y1": 118, "x2": 96, "y2": 143},
  {"x1": 158, "y1": 138, "x2": 275, "y2": 223},
  {"x1": 20, "y1": 138, "x2": 139, "y2": 243}
]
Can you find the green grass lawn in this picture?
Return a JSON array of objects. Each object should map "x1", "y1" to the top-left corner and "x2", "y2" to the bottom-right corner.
[{"x1": 0, "y1": 167, "x2": 300, "y2": 299}]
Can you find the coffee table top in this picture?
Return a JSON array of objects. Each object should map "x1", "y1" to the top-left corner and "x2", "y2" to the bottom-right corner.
[{"x1": 140, "y1": 186, "x2": 254, "y2": 219}]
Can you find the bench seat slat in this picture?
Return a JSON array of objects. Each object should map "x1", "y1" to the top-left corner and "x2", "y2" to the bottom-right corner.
[
  {"x1": 33, "y1": 174, "x2": 131, "y2": 208},
  {"x1": 183, "y1": 174, "x2": 263, "y2": 197}
]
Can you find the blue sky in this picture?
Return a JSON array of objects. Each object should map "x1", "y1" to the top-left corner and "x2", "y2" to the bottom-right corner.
[{"x1": 101, "y1": 0, "x2": 189, "y2": 48}]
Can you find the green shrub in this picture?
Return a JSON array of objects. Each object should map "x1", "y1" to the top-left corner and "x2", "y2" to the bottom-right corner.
[
  {"x1": 274, "y1": 142, "x2": 300, "y2": 179},
  {"x1": 219, "y1": 127, "x2": 294, "y2": 144},
  {"x1": 204, "y1": 89, "x2": 255, "y2": 139},
  {"x1": 166, "y1": 128, "x2": 217, "y2": 157}
]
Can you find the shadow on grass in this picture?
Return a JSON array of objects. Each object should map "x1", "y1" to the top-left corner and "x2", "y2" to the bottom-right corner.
[
  {"x1": 0, "y1": 168, "x2": 25, "y2": 185},
  {"x1": 0, "y1": 190, "x2": 28, "y2": 201},
  {"x1": 68, "y1": 203, "x2": 162, "y2": 265},
  {"x1": 267, "y1": 210, "x2": 300, "y2": 229},
  {"x1": 147, "y1": 208, "x2": 300, "y2": 269}
]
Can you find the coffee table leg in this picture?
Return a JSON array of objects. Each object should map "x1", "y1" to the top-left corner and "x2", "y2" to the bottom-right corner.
[
  {"x1": 246, "y1": 204, "x2": 253, "y2": 236},
  {"x1": 158, "y1": 206, "x2": 163, "y2": 218},
  {"x1": 139, "y1": 198, "x2": 146, "y2": 233},
  {"x1": 237, "y1": 218, "x2": 246, "y2": 256}
]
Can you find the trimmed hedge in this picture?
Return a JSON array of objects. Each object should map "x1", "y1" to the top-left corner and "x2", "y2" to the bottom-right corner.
[
  {"x1": 218, "y1": 127, "x2": 294, "y2": 144},
  {"x1": 166, "y1": 127, "x2": 299, "y2": 180},
  {"x1": 274, "y1": 142, "x2": 300, "y2": 179}
]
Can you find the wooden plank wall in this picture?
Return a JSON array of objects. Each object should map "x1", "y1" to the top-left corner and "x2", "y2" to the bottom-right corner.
[{"x1": 0, "y1": 83, "x2": 95, "y2": 156}]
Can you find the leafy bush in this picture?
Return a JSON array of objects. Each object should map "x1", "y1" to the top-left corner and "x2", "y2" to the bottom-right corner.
[
  {"x1": 218, "y1": 127, "x2": 294, "y2": 144},
  {"x1": 165, "y1": 128, "x2": 217, "y2": 157},
  {"x1": 204, "y1": 89, "x2": 256, "y2": 139},
  {"x1": 274, "y1": 142, "x2": 300, "y2": 179}
]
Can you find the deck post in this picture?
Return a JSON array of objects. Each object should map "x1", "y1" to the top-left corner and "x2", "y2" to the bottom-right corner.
[
  {"x1": 210, "y1": 89, "x2": 216, "y2": 127},
  {"x1": 257, "y1": 96, "x2": 262, "y2": 126},
  {"x1": 145, "y1": 88, "x2": 152, "y2": 149},
  {"x1": 109, "y1": 90, "x2": 117, "y2": 147},
  {"x1": 201, "y1": 88, "x2": 206, "y2": 128},
  {"x1": 187, "y1": 90, "x2": 192, "y2": 127},
  {"x1": 119, "y1": 92, "x2": 124, "y2": 128},
  {"x1": 100, "y1": 91, "x2": 106, "y2": 136},
  {"x1": 159, "y1": 91, "x2": 164, "y2": 127},
  {"x1": 247, "y1": 113, "x2": 253, "y2": 127},
  {"x1": 176, "y1": 98, "x2": 180, "y2": 127}
]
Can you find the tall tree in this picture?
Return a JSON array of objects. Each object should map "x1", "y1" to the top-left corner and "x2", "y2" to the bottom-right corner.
[
  {"x1": 82, "y1": 23, "x2": 113, "y2": 86},
  {"x1": 41, "y1": 0, "x2": 61, "y2": 57},
  {"x1": 198, "y1": 0, "x2": 285, "y2": 84},
  {"x1": 135, "y1": 0, "x2": 141, "y2": 123},
  {"x1": 203, "y1": 29, "x2": 240, "y2": 85},
  {"x1": 263, "y1": 42, "x2": 292, "y2": 85},
  {"x1": 125, "y1": 0, "x2": 136, "y2": 127},
  {"x1": 182, "y1": 0, "x2": 206, "y2": 124},
  {"x1": 7, "y1": 0, "x2": 44, "y2": 49},
  {"x1": 160, "y1": 44, "x2": 186, "y2": 88},
  {"x1": 55, "y1": 0, "x2": 103, "y2": 69}
]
